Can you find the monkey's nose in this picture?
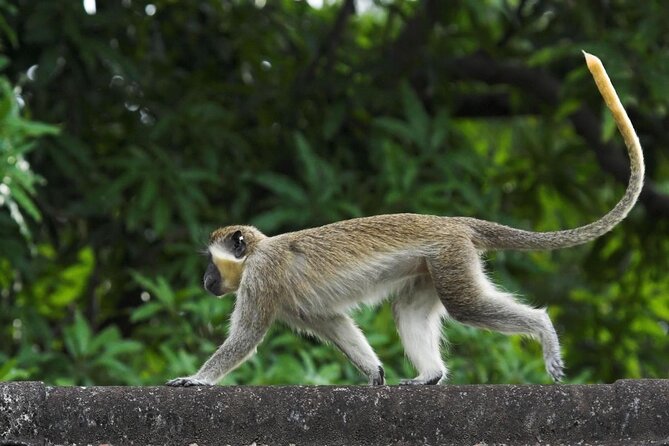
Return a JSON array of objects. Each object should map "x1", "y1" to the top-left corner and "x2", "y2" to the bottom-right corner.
[{"x1": 203, "y1": 274, "x2": 221, "y2": 296}]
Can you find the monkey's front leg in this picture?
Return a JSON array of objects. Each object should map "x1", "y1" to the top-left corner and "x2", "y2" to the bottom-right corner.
[
  {"x1": 291, "y1": 313, "x2": 385, "y2": 385},
  {"x1": 165, "y1": 326, "x2": 261, "y2": 387},
  {"x1": 166, "y1": 292, "x2": 274, "y2": 387}
]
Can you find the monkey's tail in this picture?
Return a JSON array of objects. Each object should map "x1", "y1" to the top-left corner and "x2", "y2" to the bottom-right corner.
[{"x1": 465, "y1": 52, "x2": 645, "y2": 251}]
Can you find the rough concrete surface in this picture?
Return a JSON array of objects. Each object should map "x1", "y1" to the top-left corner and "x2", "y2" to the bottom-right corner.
[{"x1": 0, "y1": 380, "x2": 668, "y2": 445}]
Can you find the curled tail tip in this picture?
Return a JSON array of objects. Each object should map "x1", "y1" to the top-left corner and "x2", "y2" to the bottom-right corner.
[{"x1": 582, "y1": 50, "x2": 602, "y2": 70}]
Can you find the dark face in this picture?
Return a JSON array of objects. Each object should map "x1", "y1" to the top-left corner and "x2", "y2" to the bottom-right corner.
[
  {"x1": 203, "y1": 256, "x2": 222, "y2": 296},
  {"x1": 203, "y1": 230, "x2": 247, "y2": 296}
]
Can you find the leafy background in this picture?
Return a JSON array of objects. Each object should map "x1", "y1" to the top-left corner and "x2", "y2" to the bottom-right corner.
[{"x1": 0, "y1": 0, "x2": 667, "y2": 386}]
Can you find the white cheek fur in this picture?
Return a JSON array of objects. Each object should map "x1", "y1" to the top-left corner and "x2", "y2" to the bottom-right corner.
[{"x1": 209, "y1": 245, "x2": 245, "y2": 263}]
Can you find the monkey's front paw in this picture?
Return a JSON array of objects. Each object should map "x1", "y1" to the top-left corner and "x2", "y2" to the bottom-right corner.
[{"x1": 165, "y1": 376, "x2": 213, "y2": 387}]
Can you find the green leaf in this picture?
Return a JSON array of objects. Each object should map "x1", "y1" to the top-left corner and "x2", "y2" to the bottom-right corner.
[
  {"x1": 251, "y1": 208, "x2": 304, "y2": 232},
  {"x1": 13, "y1": 119, "x2": 59, "y2": 137},
  {"x1": 374, "y1": 117, "x2": 413, "y2": 142},
  {"x1": 0, "y1": 359, "x2": 29, "y2": 381},
  {"x1": 138, "y1": 178, "x2": 158, "y2": 212},
  {"x1": 401, "y1": 83, "x2": 429, "y2": 148},
  {"x1": 7, "y1": 185, "x2": 41, "y2": 221},
  {"x1": 103, "y1": 339, "x2": 143, "y2": 357},
  {"x1": 294, "y1": 132, "x2": 320, "y2": 189},
  {"x1": 255, "y1": 172, "x2": 307, "y2": 204},
  {"x1": 89, "y1": 327, "x2": 122, "y2": 354},
  {"x1": 601, "y1": 107, "x2": 617, "y2": 143},
  {"x1": 155, "y1": 276, "x2": 176, "y2": 306},
  {"x1": 63, "y1": 312, "x2": 92, "y2": 358},
  {"x1": 0, "y1": 13, "x2": 17, "y2": 48},
  {"x1": 153, "y1": 199, "x2": 170, "y2": 236},
  {"x1": 129, "y1": 271, "x2": 162, "y2": 296},
  {"x1": 130, "y1": 302, "x2": 164, "y2": 322},
  {"x1": 430, "y1": 110, "x2": 449, "y2": 151},
  {"x1": 323, "y1": 103, "x2": 345, "y2": 140}
]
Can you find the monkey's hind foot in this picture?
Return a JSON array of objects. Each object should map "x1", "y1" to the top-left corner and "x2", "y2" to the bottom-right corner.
[
  {"x1": 166, "y1": 376, "x2": 213, "y2": 387},
  {"x1": 369, "y1": 366, "x2": 386, "y2": 385},
  {"x1": 399, "y1": 374, "x2": 442, "y2": 385},
  {"x1": 546, "y1": 355, "x2": 565, "y2": 382}
]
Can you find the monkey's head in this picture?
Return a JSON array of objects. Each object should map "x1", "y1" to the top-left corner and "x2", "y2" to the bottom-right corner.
[{"x1": 204, "y1": 225, "x2": 266, "y2": 296}]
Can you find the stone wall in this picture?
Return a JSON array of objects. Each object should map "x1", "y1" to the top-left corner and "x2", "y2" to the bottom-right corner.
[{"x1": 1, "y1": 380, "x2": 668, "y2": 445}]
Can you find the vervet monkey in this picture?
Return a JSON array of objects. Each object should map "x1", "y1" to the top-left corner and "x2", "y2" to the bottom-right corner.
[{"x1": 167, "y1": 52, "x2": 644, "y2": 387}]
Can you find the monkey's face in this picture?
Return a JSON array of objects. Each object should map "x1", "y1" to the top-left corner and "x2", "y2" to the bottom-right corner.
[
  {"x1": 204, "y1": 226, "x2": 266, "y2": 296},
  {"x1": 204, "y1": 229, "x2": 246, "y2": 296}
]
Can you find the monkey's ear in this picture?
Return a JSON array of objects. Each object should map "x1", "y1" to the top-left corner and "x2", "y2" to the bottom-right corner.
[{"x1": 232, "y1": 230, "x2": 246, "y2": 258}]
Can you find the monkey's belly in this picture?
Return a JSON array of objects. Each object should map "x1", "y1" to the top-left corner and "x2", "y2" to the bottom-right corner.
[{"x1": 287, "y1": 255, "x2": 431, "y2": 317}]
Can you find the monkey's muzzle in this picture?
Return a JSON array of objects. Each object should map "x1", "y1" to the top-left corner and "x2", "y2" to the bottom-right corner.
[{"x1": 203, "y1": 261, "x2": 222, "y2": 296}]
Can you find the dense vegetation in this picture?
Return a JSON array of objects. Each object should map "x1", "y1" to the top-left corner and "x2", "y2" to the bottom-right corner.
[{"x1": 1, "y1": 0, "x2": 667, "y2": 386}]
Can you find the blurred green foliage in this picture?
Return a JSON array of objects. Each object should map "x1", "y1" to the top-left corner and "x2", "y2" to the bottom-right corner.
[{"x1": 0, "y1": 0, "x2": 667, "y2": 386}]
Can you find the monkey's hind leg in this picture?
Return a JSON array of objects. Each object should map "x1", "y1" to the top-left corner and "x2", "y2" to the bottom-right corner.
[
  {"x1": 428, "y1": 247, "x2": 565, "y2": 382},
  {"x1": 392, "y1": 285, "x2": 447, "y2": 385}
]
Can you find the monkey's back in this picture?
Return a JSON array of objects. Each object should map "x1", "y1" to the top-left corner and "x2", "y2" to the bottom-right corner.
[{"x1": 248, "y1": 214, "x2": 473, "y2": 315}]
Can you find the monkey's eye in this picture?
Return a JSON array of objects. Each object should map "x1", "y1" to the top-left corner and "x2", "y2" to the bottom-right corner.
[{"x1": 231, "y1": 230, "x2": 246, "y2": 258}]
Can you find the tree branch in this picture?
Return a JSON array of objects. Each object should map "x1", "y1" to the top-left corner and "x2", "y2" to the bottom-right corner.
[{"x1": 299, "y1": 0, "x2": 356, "y2": 86}]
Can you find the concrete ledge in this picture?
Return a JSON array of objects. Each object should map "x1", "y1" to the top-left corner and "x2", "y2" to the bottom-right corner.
[{"x1": 1, "y1": 380, "x2": 668, "y2": 445}]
